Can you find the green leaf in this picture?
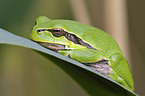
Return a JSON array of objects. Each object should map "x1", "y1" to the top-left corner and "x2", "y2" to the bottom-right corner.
[{"x1": 0, "y1": 28, "x2": 138, "y2": 96}]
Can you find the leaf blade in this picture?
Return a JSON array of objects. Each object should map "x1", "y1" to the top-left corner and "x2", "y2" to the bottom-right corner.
[{"x1": 0, "y1": 28, "x2": 138, "y2": 96}]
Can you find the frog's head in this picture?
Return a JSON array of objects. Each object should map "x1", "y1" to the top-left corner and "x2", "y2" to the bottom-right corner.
[{"x1": 31, "y1": 16, "x2": 94, "y2": 51}]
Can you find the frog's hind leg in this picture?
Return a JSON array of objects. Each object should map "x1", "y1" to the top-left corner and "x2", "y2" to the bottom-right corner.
[{"x1": 109, "y1": 53, "x2": 134, "y2": 90}]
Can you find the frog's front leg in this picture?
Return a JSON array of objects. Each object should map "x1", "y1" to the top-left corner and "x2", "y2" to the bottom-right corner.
[
  {"x1": 59, "y1": 48, "x2": 113, "y2": 75},
  {"x1": 109, "y1": 53, "x2": 134, "y2": 90},
  {"x1": 59, "y1": 48, "x2": 103, "y2": 63}
]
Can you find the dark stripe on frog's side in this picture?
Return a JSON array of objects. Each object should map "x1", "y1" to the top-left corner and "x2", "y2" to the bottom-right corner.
[{"x1": 37, "y1": 28, "x2": 95, "y2": 49}]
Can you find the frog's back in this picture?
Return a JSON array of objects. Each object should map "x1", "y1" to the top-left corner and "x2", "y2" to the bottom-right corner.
[{"x1": 51, "y1": 19, "x2": 123, "y2": 58}]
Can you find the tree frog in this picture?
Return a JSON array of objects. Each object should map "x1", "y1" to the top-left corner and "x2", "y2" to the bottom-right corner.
[{"x1": 31, "y1": 16, "x2": 134, "y2": 91}]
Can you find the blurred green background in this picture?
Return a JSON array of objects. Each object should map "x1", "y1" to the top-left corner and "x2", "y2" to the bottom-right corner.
[{"x1": 0, "y1": 0, "x2": 145, "y2": 96}]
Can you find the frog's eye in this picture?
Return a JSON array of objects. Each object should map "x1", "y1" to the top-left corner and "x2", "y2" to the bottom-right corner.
[
  {"x1": 51, "y1": 28, "x2": 66, "y2": 37},
  {"x1": 36, "y1": 28, "x2": 66, "y2": 37}
]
